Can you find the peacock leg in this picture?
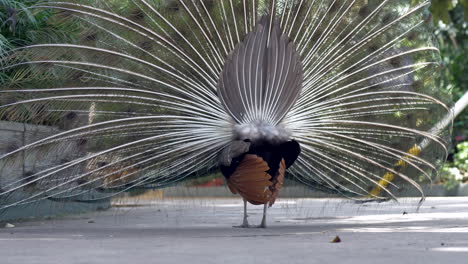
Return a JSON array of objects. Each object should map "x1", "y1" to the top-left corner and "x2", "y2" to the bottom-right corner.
[
  {"x1": 233, "y1": 199, "x2": 251, "y2": 228},
  {"x1": 258, "y1": 203, "x2": 268, "y2": 228}
]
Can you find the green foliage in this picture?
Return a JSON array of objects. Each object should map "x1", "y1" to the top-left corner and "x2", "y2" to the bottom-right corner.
[
  {"x1": 441, "y1": 142, "x2": 468, "y2": 190},
  {"x1": 431, "y1": 1, "x2": 467, "y2": 138},
  {"x1": 440, "y1": 166, "x2": 461, "y2": 190},
  {"x1": 454, "y1": 141, "x2": 468, "y2": 171},
  {"x1": 463, "y1": 0, "x2": 468, "y2": 20},
  {"x1": 431, "y1": 0, "x2": 468, "y2": 187},
  {"x1": 0, "y1": 0, "x2": 83, "y2": 125},
  {"x1": 0, "y1": 0, "x2": 77, "y2": 51},
  {"x1": 431, "y1": 0, "x2": 457, "y2": 24},
  {"x1": 430, "y1": 0, "x2": 467, "y2": 23},
  {"x1": 0, "y1": 0, "x2": 80, "y2": 86}
]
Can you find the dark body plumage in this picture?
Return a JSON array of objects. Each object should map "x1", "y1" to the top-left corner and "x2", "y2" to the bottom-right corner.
[{"x1": 220, "y1": 140, "x2": 300, "y2": 206}]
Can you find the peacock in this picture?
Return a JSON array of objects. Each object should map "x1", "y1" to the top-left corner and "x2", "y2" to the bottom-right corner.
[{"x1": 0, "y1": 0, "x2": 452, "y2": 227}]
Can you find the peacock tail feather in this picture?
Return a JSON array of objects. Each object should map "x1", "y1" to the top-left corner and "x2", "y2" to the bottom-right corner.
[{"x1": 0, "y1": 0, "x2": 452, "y2": 210}]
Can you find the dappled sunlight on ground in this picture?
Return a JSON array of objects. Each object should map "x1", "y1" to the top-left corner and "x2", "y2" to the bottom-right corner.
[{"x1": 2, "y1": 197, "x2": 468, "y2": 264}]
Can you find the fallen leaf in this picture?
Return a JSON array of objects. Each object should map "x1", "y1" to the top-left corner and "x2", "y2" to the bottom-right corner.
[{"x1": 331, "y1": 236, "x2": 341, "y2": 243}]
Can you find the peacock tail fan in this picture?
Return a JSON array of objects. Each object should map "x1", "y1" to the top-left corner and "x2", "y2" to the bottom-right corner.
[{"x1": 0, "y1": 0, "x2": 452, "y2": 213}]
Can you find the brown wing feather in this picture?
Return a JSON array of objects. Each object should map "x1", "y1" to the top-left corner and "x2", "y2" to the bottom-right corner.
[
  {"x1": 227, "y1": 154, "x2": 273, "y2": 205},
  {"x1": 269, "y1": 159, "x2": 286, "y2": 206}
]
